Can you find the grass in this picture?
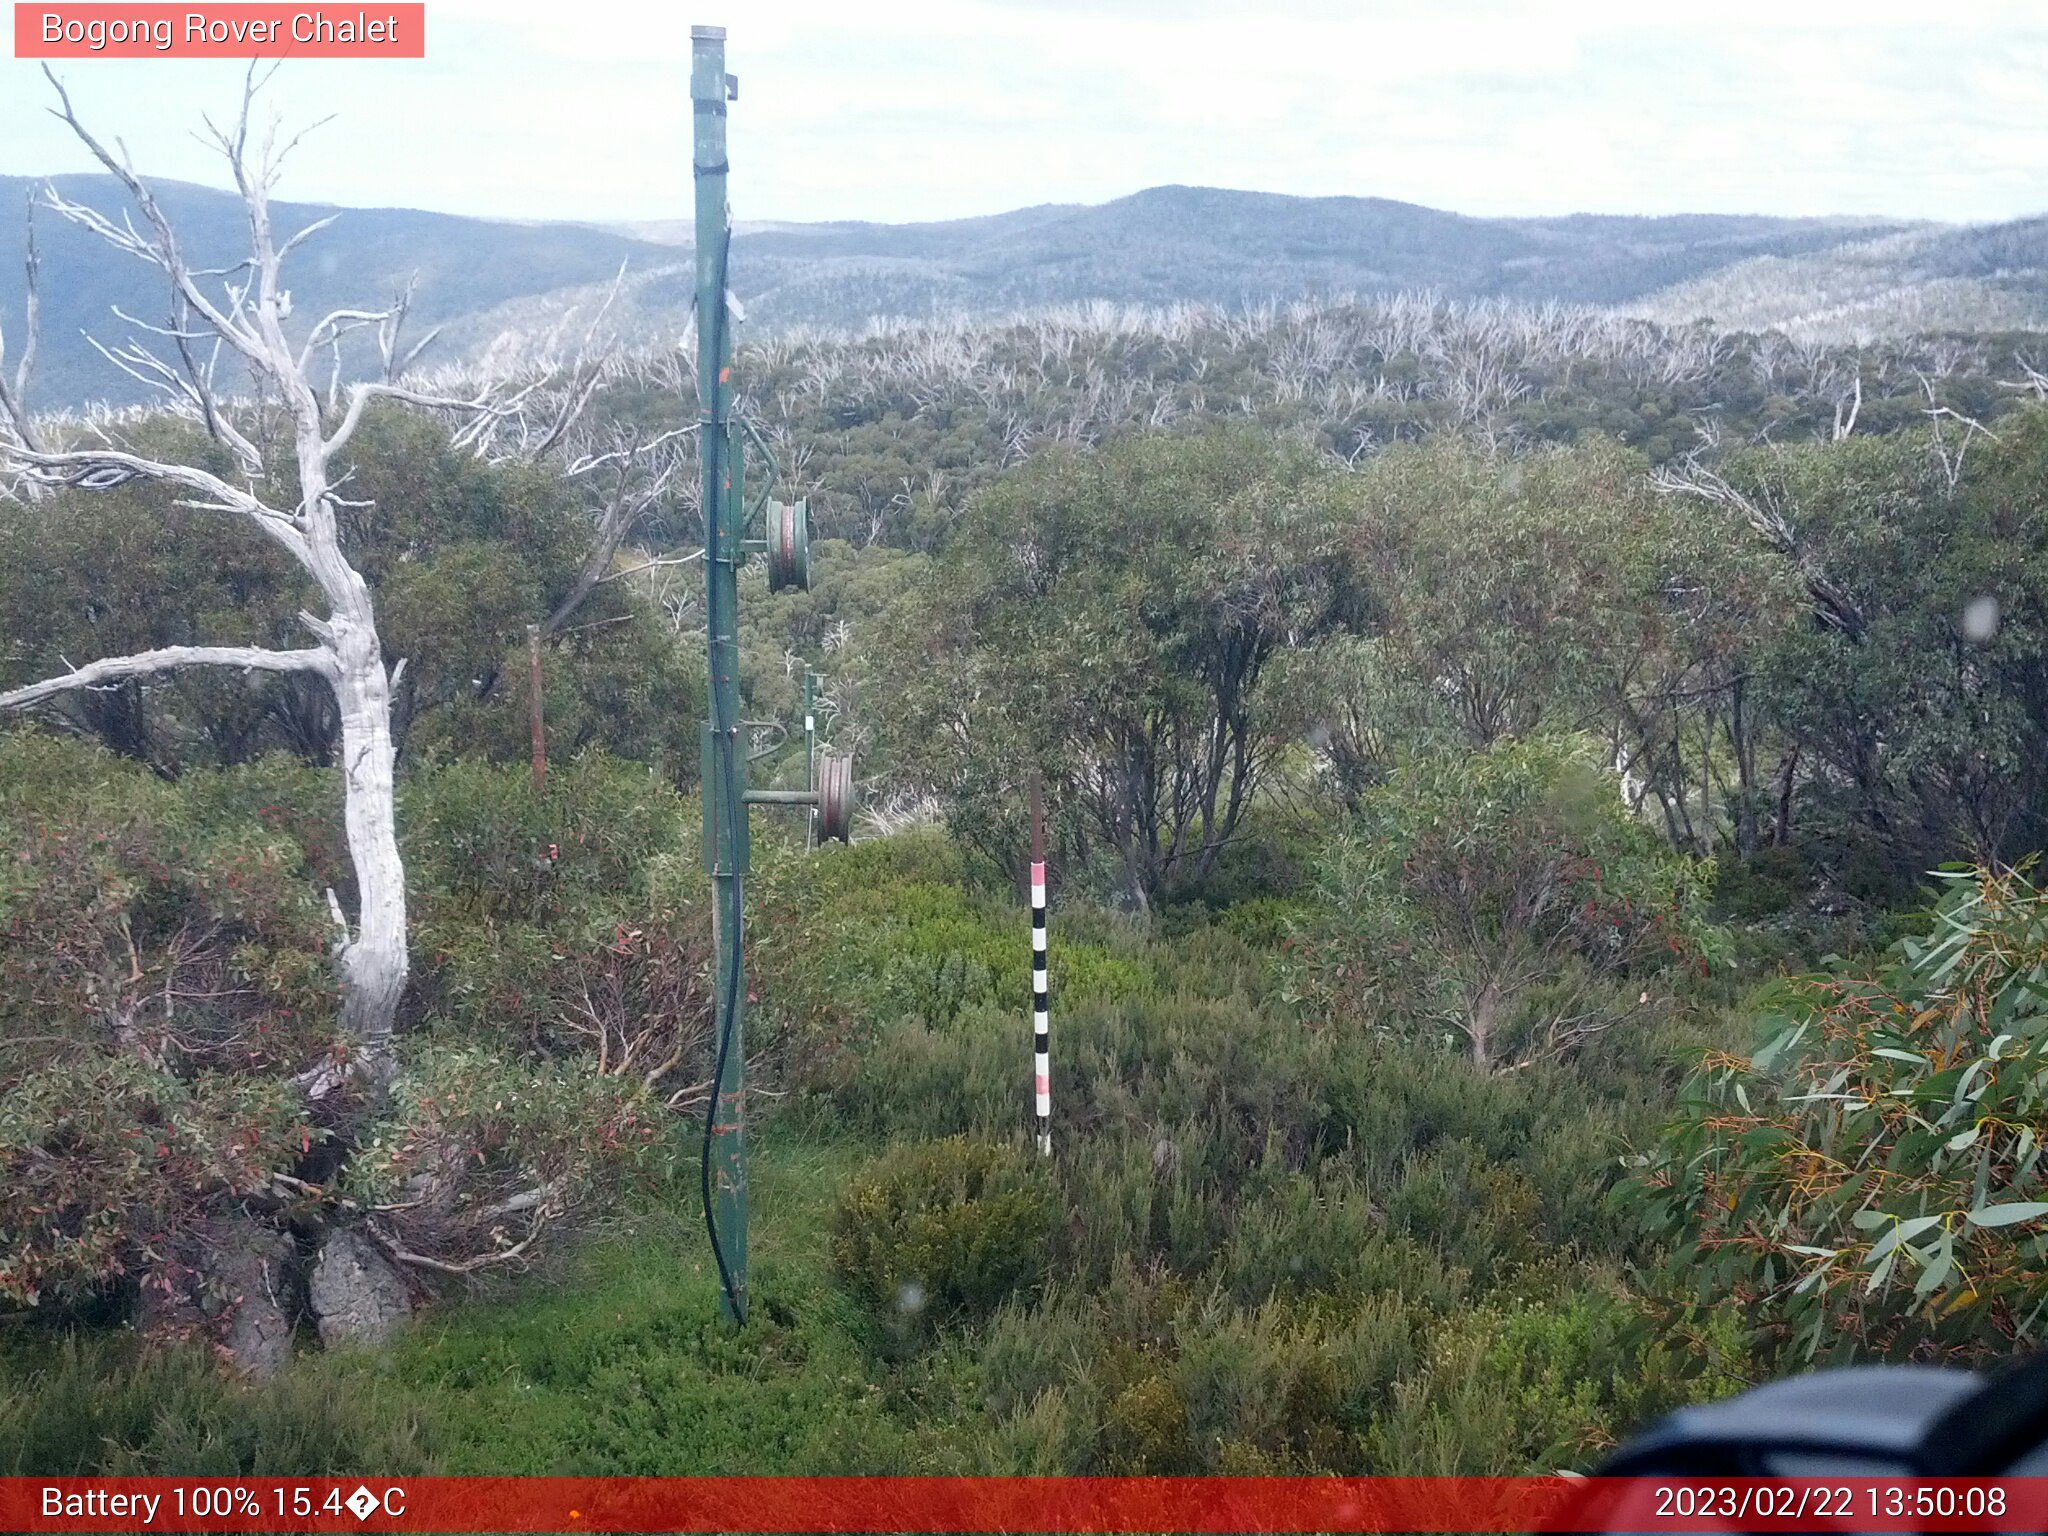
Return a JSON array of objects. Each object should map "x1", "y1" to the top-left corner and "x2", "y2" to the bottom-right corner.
[
  {"x1": 1, "y1": 1129, "x2": 949, "y2": 1477},
  {"x1": 371, "y1": 1131, "x2": 937, "y2": 1475}
]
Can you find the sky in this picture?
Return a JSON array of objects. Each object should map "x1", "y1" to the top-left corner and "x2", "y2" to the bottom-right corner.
[{"x1": 2, "y1": 0, "x2": 2045, "y2": 228}]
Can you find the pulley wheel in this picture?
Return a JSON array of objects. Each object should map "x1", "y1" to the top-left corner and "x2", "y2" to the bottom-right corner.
[
  {"x1": 816, "y1": 751, "x2": 854, "y2": 844},
  {"x1": 766, "y1": 498, "x2": 811, "y2": 594}
]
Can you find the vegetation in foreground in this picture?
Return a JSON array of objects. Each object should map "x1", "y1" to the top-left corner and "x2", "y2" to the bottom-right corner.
[
  {"x1": 4, "y1": 806, "x2": 1748, "y2": 1476},
  {"x1": 7, "y1": 229, "x2": 2048, "y2": 1468}
]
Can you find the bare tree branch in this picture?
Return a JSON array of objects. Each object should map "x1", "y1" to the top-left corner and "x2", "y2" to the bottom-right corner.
[
  {"x1": 0, "y1": 644, "x2": 334, "y2": 711},
  {"x1": 41, "y1": 65, "x2": 272, "y2": 375},
  {"x1": 9, "y1": 443, "x2": 311, "y2": 558},
  {"x1": 1917, "y1": 372, "x2": 1995, "y2": 494},
  {"x1": 323, "y1": 376, "x2": 525, "y2": 458},
  {"x1": 369, "y1": 1210, "x2": 552, "y2": 1275},
  {"x1": 0, "y1": 189, "x2": 46, "y2": 458},
  {"x1": 1652, "y1": 457, "x2": 1867, "y2": 641},
  {"x1": 541, "y1": 423, "x2": 693, "y2": 637},
  {"x1": 2002, "y1": 351, "x2": 2048, "y2": 401}
]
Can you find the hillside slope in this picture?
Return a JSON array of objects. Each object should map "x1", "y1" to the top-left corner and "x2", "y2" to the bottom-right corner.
[
  {"x1": 624, "y1": 187, "x2": 1912, "y2": 326},
  {"x1": 0, "y1": 174, "x2": 1979, "y2": 407},
  {"x1": 1627, "y1": 217, "x2": 2048, "y2": 340},
  {"x1": 0, "y1": 175, "x2": 678, "y2": 408}
]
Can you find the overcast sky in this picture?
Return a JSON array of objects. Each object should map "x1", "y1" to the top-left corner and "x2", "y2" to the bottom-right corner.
[{"x1": 3, "y1": 0, "x2": 2045, "y2": 227}]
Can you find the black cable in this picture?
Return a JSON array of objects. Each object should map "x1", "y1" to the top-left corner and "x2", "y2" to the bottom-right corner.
[
  {"x1": 699, "y1": 216, "x2": 746, "y2": 1324},
  {"x1": 701, "y1": 726, "x2": 745, "y2": 1321}
]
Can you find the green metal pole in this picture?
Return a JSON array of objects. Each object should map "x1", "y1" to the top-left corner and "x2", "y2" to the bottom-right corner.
[{"x1": 692, "y1": 22, "x2": 747, "y2": 1325}]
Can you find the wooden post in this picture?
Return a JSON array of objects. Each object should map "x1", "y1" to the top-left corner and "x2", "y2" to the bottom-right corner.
[{"x1": 527, "y1": 623, "x2": 546, "y2": 793}]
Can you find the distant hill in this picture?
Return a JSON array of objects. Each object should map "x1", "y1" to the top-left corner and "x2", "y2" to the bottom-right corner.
[
  {"x1": 613, "y1": 189, "x2": 1915, "y2": 328},
  {"x1": 4, "y1": 173, "x2": 2031, "y2": 408},
  {"x1": 0, "y1": 175, "x2": 678, "y2": 409},
  {"x1": 1624, "y1": 217, "x2": 2048, "y2": 340}
]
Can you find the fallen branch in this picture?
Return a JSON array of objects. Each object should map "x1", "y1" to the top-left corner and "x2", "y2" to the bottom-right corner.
[{"x1": 368, "y1": 1210, "x2": 552, "y2": 1276}]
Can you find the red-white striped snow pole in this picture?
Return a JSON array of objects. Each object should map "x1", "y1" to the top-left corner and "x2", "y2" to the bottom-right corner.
[{"x1": 1029, "y1": 772, "x2": 1051, "y2": 1156}]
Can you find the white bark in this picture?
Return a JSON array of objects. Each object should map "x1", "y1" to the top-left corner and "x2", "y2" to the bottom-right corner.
[
  {"x1": 0, "y1": 645, "x2": 332, "y2": 710},
  {"x1": 1651, "y1": 456, "x2": 1867, "y2": 642},
  {"x1": 0, "y1": 69, "x2": 533, "y2": 1095}
]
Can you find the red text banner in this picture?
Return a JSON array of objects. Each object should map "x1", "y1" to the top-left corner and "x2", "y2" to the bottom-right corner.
[
  {"x1": 5, "y1": 1476, "x2": 2048, "y2": 1532},
  {"x1": 14, "y1": 5, "x2": 425, "y2": 58}
]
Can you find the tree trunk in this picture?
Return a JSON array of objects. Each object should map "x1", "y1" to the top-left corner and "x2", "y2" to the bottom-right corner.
[
  {"x1": 1668, "y1": 718, "x2": 1698, "y2": 851},
  {"x1": 1773, "y1": 746, "x2": 1801, "y2": 846},
  {"x1": 1730, "y1": 673, "x2": 1759, "y2": 857},
  {"x1": 332, "y1": 617, "x2": 407, "y2": 1092},
  {"x1": 1467, "y1": 983, "x2": 1497, "y2": 1071}
]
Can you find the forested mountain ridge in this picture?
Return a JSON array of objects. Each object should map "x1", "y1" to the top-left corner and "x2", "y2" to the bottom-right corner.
[
  {"x1": 1624, "y1": 215, "x2": 2048, "y2": 341},
  {"x1": 611, "y1": 186, "x2": 1915, "y2": 310},
  {"x1": 0, "y1": 174, "x2": 680, "y2": 408},
  {"x1": 1, "y1": 175, "x2": 1988, "y2": 407}
]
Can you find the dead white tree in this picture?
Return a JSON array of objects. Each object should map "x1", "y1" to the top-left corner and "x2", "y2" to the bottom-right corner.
[
  {"x1": 1917, "y1": 372, "x2": 1995, "y2": 496},
  {"x1": 540, "y1": 418, "x2": 698, "y2": 638},
  {"x1": 2002, "y1": 351, "x2": 2048, "y2": 402},
  {"x1": 0, "y1": 193, "x2": 40, "y2": 479},
  {"x1": 0, "y1": 69, "x2": 525, "y2": 1094},
  {"x1": 1651, "y1": 454, "x2": 1867, "y2": 642},
  {"x1": 1832, "y1": 374, "x2": 1862, "y2": 441}
]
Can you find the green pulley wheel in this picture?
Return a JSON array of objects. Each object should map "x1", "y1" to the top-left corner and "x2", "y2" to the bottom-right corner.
[
  {"x1": 766, "y1": 498, "x2": 811, "y2": 593},
  {"x1": 816, "y1": 752, "x2": 854, "y2": 844}
]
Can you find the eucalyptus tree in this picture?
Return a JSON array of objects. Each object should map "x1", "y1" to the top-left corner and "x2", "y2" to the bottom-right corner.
[
  {"x1": 1700, "y1": 413, "x2": 2048, "y2": 873},
  {"x1": 871, "y1": 429, "x2": 1365, "y2": 905}
]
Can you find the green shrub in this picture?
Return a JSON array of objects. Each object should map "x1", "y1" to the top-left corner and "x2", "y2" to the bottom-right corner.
[
  {"x1": 749, "y1": 829, "x2": 1152, "y2": 1084},
  {"x1": 1212, "y1": 1173, "x2": 1462, "y2": 1310},
  {"x1": 1286, "y1": 735, "x2": 1715, "y2": 1071},
  {"x1": 1157, "y1": 809, "x2": 1321, "y2": 916},
  {"x1": 1214, "y1": 896, "x2": 1312, "y2": 949},
  {"x1": 346, "y1": 1043, "x2": 661, "y2": 1276},
  {"x1": 0, "y1": 735, "x2": 327, "y2": 1314},
  {"x1": 1711, "y1": 843, "x2": 1809, "y2": 922},
  {"x1": 831, "y1": 1137, "x2": 1053, "y2": 1332},
  {"x1": 1359, "y1": 1288, "x2": 1744, "y2": 1474},
  {"x1": 0, "y1": 1060, "x2": 302, "y2": 1309},
  {"x1": 1100, "y1": 1371, "x2": 1194, "y2": 1471},
  {"x1": 402, "y1": 752, "x2": 693, "y2": 929},
  {"x1": 798, "y1": 1008, "x2": 1025, "y2": 1143},
  {"x1": 950, "y1": 1270, "x2": 1427, "y2": 1474},
  {"x1": 400, "y1": 755, "x2": 720, "y2": 1097},
  {"x1": 1627, "y1": 865, "x2": 2048, "y2": 1367},
  {"x1": 0, "y1": 732, "x2": 338, "y2": 1077}
]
